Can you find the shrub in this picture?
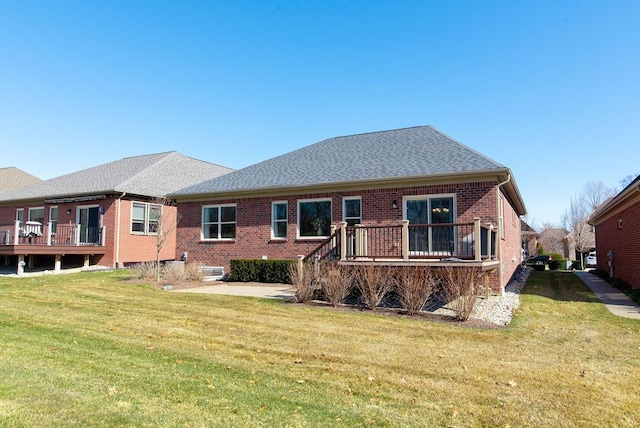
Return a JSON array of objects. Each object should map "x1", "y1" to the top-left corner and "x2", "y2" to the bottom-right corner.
[
  {"x1": 393, "y1": 266, "x2": 438, "y2": 314},
  {"x1": 230, "y1": 259, "x2": 295, "y2": 283},
  {"x1": 131, "y1": 261, "x2": 157, "y2": 281},
  {"x1": 319, "y1": 263, "x2": 353, "y2": 307},
  {"x1": 163, "y1": 262, "x2": 185, "y2": 283},
  {"x1": 185, "y1": 262, "x2": 205, "y2": 282},
  {"x1": 437, "y1": 265, "x2": 486, "y2": 321},
  {"x1": 288, "y1": 261, "x2": 317, "y2": 303},
  {"x1": 548, "y1": 260, "x2": 561, "y2": 270},
  {"x1": 549, "y1": 253, "x2": 564, "y2": 261},
  {"x1": 571, "y1": 260, "x2": 583, "y2": 270},
  {"x1": 353, "y1": 265, "x2": 394, "y2": 310}
]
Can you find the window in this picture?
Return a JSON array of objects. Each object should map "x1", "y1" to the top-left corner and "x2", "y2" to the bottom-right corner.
[
  {"x1": 16, "y1": 209, "x2": 24, "y2": 227},
  {"x1": 202, "y1": 204, "x2": 236, "y2": 240},
  {"x1": 28, "y1": 207, "x2": 45, "y2": 224},
  {"x1": 272, "y1": 201, "x2": 288, "y2": 239},
  {"x1": 404, "y1": 195, "x2": 455, "y2": 254},
  {"x1": 131, "y1": 202, "x2": 162, "y2": 234},
  {"x1": 298, "y1": 198, "x2": 332, "y2": 238},
  {"x1": 343, "y1": 197, "x2": 361, "y2": 226},
  {"x1": 49, "y1": 207, "x2": 58, "y2": 233}
]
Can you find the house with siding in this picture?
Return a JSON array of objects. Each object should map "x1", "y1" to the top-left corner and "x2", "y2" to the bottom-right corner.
[
  {"x1": 589, "y1": 175, "x2": 640, "y2": 289},
  {"x1": 0, "y1": 152, "x2": 232, "y2": 274},
  {"x1": 171, "y1": 126, "x2": 527, "y2": 293}
]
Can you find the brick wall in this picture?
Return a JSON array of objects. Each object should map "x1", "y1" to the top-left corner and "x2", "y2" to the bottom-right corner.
[
  {"x1": 595, "y1": 199, "x2": 640, "y2": 289},
  {"x1": 176, "y1": 181, "x2": 522, "y2": 290},
  {"x1": 499, "y1": 190, "x2": 523, "y2": 292}
]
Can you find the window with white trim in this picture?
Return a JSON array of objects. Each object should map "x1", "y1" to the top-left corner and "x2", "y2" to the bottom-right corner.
[
  {"x1": 298, "y1": 198, "x2": 332, "y2": 238},
  {"x1": 131, "y1": 202, "x2": 162, "y2": 234},
  {"x1": 49, "y1": 206, "x2": 58, "y2": 233},
  {"x1": 343, "y1": 197, "x2": 361, "y2": 226},
  {"x1": 16, "y1": 209, "x2": 24, "y2": 227},
  {"x1": 202, "y1": 204, "x2": 236, "y2": 240},
  {"x1": 272, "y1": 201, "x2": 288, "y2": 239},
  {"x1": 28, "y1": 207, "x2": 45, "y2": 224}
]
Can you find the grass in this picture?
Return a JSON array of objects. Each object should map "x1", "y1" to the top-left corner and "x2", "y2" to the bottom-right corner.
[{"x1": 0, "y1": 270, "x2": 639, "y2": 427}]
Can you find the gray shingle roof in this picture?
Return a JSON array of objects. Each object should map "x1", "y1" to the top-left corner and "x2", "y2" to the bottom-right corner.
[
  {"x1": 0, "y1": 152, "x2": 233, "y2": 202},
  {"x1": 0, "y1": 167, "x2": 41, "y2": 193},
  {"x1": 173, "y1": 126, "x2": 506, "y2": 196}
]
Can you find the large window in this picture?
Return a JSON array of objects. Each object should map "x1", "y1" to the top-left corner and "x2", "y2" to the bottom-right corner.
[
  {"x1": 28, "y1": 207, "x2": 45, "y2": 224},
  {"x1": 343, "y1": 197, "x2": 361, "y2": 226},
  {"x1": 272, "y1": 201, "x2": 288, "y2": 239},
  {"x1": 202, "y1": 204, "x2": 236, "y2": 240},
  {"x1": 131, "y1": 202, "x2": 162, "y2": 234},
  {"x1": 404, "y1": 195, "x2": 455, "y2": 254},
  {"x1": 298, "y1": 198, "x2": 332, "y2": 238}
]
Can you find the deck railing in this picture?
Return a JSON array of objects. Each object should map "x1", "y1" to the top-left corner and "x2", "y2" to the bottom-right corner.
[
  {"x1": 0, "y1": 220, "x2": 105, "y2": 247},
  {"x1": 304, "y1": 218, "x2": 496, "y2": 262}
]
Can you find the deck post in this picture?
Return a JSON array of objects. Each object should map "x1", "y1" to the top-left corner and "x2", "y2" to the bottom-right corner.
[
  {"x1": 14, "y1": 220, "x2": 20, "y2": 245},
  {"x1": 83, "y1": 255, "x2": 90, "y2": 268},
  {"x1": 54, "y1": 255, "x2": 62, "y2": 272},
  {"x1": 17, "y1": 254, "x2": 25, "y2": 275},
  {"x1": 340, "y1": 222, "x2": 347, "y2": 261},
  {"x1": 75, "y1": 224, "x2": 81, "y2": 245},
  {"x1": 402, "y1": 220, "x2": 409, "y2": 260},
  {"x1": 474, "y1": 217, "x2": 481, "y2": 261},
  {"x1": 100, "y1": 226, "x2": 106, "y2": 246},
  {"x1": 355, "y1": 224, "x2": 365, "y2": 257},
  {"x1": 47, "y1": 222, "x2": 52, "y2": 245}
]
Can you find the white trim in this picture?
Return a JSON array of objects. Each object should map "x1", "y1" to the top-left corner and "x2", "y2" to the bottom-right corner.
[
  {"x1": 297, "y1": 197, "x2": 332, "y2": 239},
  {"x1": 403, "y1": 194, "x2": 456, "y2": 256},
  {"x1": 201, "y1": 204, "x2": 237, "y2": 241},
  {"x1": 130, "y1": 201, "x2": 162, "y2": 235},
  {"x1": 28, "y1": 206, "x2": 45, "y2": 223},
  {"x1": 271, "y1": 200, "x2": 288, "y2": 240},
  {"x1": 342, "y1": 196, "x2": 362, "y2": 226}
]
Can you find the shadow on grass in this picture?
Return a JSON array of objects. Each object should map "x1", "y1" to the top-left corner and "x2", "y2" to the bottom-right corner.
[{"x1": 520, "y1": 270, "x2": 601, "y2": 303}]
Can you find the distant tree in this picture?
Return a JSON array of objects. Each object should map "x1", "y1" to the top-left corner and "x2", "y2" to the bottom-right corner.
[
  {"x1": 618, "y1": 173, "x2": 638, "y2": 191},
  {"x1": 562, "y1": 196, "x2": 594, "y2": 266},
  {"x1": 582, "y1": 180, "x2": 614, "y2": 212}
]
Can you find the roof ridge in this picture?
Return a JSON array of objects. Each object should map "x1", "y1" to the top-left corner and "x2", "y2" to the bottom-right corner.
[
  {"x1": 115, "y1": 152, "x2": 176, "y2": 191},
  {"x1": 428, "y1": 126, "x2": 505, "y2": 168},
  {"x1": 331, "y1": 125, "x2": 434, "y2": 140}
]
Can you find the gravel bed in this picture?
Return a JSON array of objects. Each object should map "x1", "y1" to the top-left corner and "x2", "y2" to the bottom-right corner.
[{"x1": 470, "y1": 266, "x2": 530, "y2": 326}]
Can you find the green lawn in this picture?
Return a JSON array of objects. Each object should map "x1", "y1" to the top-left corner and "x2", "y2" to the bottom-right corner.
[{"x1": 0, "y1": 270, "x2": 638, "y2": 427}]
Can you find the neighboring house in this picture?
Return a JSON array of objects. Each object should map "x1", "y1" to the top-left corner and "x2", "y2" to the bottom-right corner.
[
  {"x1": 171, "y1": 126, "x2": 527, "y2": 293},
  {"x1": 589, "y1": 175, "x2": 640, "y2": 289},
  {"x1": 562, "y1": 223, "x2": 595, "y2": 260},
  {"x1": 0, "y1": 167, "x2": 41, "y2": 193},
  {"x1": 538, "y1": 227, "x2": 571, "y2": 258},
  {"x1": 0, "y1": 152, "x2": 233, "y2": 275}
]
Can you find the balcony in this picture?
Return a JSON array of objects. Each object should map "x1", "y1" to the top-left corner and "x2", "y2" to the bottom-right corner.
[
  {"x1": 304, "y1": 217, "x2": 498, "y2": 270},
  {"x1": 0, "y1": 220, "x2": 106, "y2": 253}
]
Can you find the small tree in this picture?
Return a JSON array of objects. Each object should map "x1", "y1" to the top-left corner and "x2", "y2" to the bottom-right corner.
[
  {"x1": 562, "y1": 195, "x2": 594, "y2": 269},
  {"x1": 320, "y1": 263, "x2": 353, "y2": 307},
  {"x1": 150, "y1": 197, "x2": 182, "y2": 282}
]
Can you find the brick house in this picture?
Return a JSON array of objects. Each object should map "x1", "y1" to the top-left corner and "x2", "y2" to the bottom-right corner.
[
  {"x1": 0, "y1": 152, "x2": 232, "y2": 274},
  {"x1": 172, "y1": 126, "x2": 527, "y2": 293},
  {"x1": 588, "y1": 175, "x2": 640, "y2": 289}
]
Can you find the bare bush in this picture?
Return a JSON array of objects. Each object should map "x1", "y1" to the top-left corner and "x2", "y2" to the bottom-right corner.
[
  {"x1": 320, "y1": 263, "x2": 353, "y2": 307},
  {"x1": 288, "y1": 261, "x2": 317, "y2": 303},
  {"x1": 163, "y1": 262, "x2": 185, "y2": 283},
  {"x1": 353, "y1": 264, "x2": 394, "y2": 310},
  {"x1": 394, "y1": 266, "x2": 437, "y2": 314},
  {"x1": 185, "y1": 262, "x2": 205, "y2": 282},
  {"x1": 131, "y1": 261, "x2": 157, "y2": 280},
  {"x1": 437, "y1": 265, "x2": 486, "y2": 321}
]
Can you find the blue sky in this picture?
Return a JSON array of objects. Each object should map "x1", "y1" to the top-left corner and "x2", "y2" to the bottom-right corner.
[{"x1": 2, "y1": 1, "x2": 638, "y2": 226}]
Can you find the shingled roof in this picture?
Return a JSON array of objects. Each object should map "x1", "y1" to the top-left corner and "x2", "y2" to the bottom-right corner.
[
  {"x1": 0, "y1": 167, "x2": 41, "y2": 193},
  {"x1": 0, "y1": 152, "x2": 233, "y2": 203},
  {"x1": 173, "y1": 125, "x2": 509, "y2": 197}
]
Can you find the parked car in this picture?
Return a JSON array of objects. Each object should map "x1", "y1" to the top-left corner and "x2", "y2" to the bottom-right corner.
[
  {"x1": 526, "y1": 254, "x2": 551, "y2": 271},
  {"x1": 585, "y1": 252, "x2": 597, "y2": 268}
]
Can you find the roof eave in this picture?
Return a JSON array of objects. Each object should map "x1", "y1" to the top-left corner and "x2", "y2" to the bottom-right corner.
[{"x1": 589, "y1": 181, "x2": 640, "y2": 225}]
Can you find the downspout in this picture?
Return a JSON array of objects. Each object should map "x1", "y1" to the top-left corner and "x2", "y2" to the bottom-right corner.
[
  {"x1": 496, "y1": 173, "x2": 512, "y2": 295},
  {"x1": 115, "y1": 193, "x2": 126, "y2": 268}
]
